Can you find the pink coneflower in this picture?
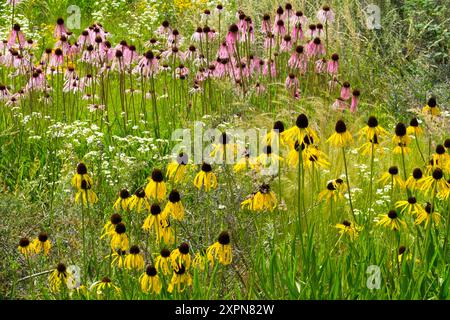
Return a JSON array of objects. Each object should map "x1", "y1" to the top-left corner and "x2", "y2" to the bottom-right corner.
[
  {"x1": 123, "y1": 45, "x2": 138, "y2": 65},
  {"x1": 249, "y1": 55, "x2": 262, "y2": 74},
  {"x1": 327, "y1": 53, "x2": 339, "y2": 74},
  {"x1": 7, "y1": 0, "x2": 23, "y2": 4},
  {"x1": 214, "y1": 59, "x2": 227, "y2": 77},
  {"x1": 273, "y1": 19, "x2": 286, "y2": 36},
  {"x1": 55, "y1": 35, "x2": 71, "y2": 55},
  {"x1": 195, "y1": 67, "x2": 208, "y2": 81},
  {"x1": 100, "y1": 41, "x2": 114, "y2": 62},
  {"x1": 329, "y1": 76, "x2": 339, "y2": 90},
  {"x1": 315, "y1": 58, "x2": 327, "y2": 74},
  {"x1": 191, "y1": 27, "x2": 203, "y2": 42},
  {"x1": 226, "y1": 24, "x2": 239, "y2": 46},
  {"x1": 49, "y1": 48, "x2": 64, "y2": 67},
  {"x1": 340, "y1": 81, "x2": 351, "y2": 100},
  {"x1": 263, "y1": 59, "x2": 276, "y2": 77},
  {"x1": 289, "y1": 46, "x2": 308, "y2": 73},
  {"x1": 0, "y1": 84, "x2": 10, "y2": 100},
  {"x1": 189, "y1": 82, "x2": 203, "y2": 95},
  {"x1": 63, "y1": 78, "x2": 83, "y2": 93},
  {"x1": 168, "y1": 29, "x2": 182, "y2": 46},
  {"x1": 26, "y1": 71, "x2": 45, "y2": 90},
  {"x1": 217, "y1": 42, "x2": 229, "y2": 59},
  {"x1": 332, "y1": 97, "x2": 347, "y2": 111},
  {"x1": 237, "y1": 13, "x2": 248, "y2": 33},
  {"x1": 111, "y1": 49, "x2": 125, "y2": 71},
  {"x1": 261, "y1": 14, "x2": 272, "y2": 33},
  {"x1": 306, "y1": 38, "x2": 325, "y2": 57},
  {"x1": 193, "y1": 53, "x2": 206, "y2": 66},
  {"x1": 78, "y1": 30, "x2": 91, "y2": 47},
  {"x1": 88, "y1": 104, "x2": 105, "y2": 112},
  {"x1": 136, "y1": 51, "x2": 159, "y2": 77},
  {"x1": 264, "y1": 33, "x2": 275, "y2": 49},
  {"x1": 280, "y1": 35, "x2": 293, "y2": 52},
  {"x1": 185, "y1": 45, "x2": 197, "y2": 60},
  {"x1": 176, "y1": 64, "x2": 189, "y2": 77},
  {"x1": 6, "y1": 95, "x2": 20, "y2": 107},
  {"x1": 54, "y1": 18, "x2": 68, "y2": 38},
  {"x1": 284, "y1": 3, "x2": 293, "y2": 22},
  {"x1": 157, "y1": 20, "x2": 171, "y2": 36},
  {"x1": 80, "y1": 74, "x2": 96, "y2": 88},
  {"x1": 206, "y1": 28, "x2": 217, "y2": 41},
  {"x1": 350, "y1": 90, "x2": 360, "y2": 113},
  {"x1": 275, "y1": 6, "x2": 284, "y2": 21},
  {"x1": 8, "y1": 24, "x2": 26, "y2": 48},
  {"x1": 294, "y1": 88, "x2": 301, "y2": 100},
  {"x1": 145, "y1": 38, "x2": 159, "y2": 48},
  {"x1": 291, "y1": 23, "x2": 303, "y2": 42},
  {"x1": 216, "y1": 4, "x2": 224, "y2": 13},
  {"x1": 292, "y1": 11, "x2": 308, "y2": 25},
  {"x1": 161, "y1": 46, "x2": 185, "y2": 62},
  {"x1": 255, "y1": 82, "x2": 266, "y2": 95},
  {"x1": 308, "y1": 24, "x2": 317, "y2": 39},
  {"x1": 82, "y1": 93, "x2": 96, "y2": 100},
  {"x1": 316, "y1": 23, "x2": 324, "y2": 37},
  {"x1": 25, "y1": 39, "x2": 36, "y2": 50},
  {"x1": 317, "y1": 5, "x2": 335, "y2": 24},
  {"x1": 285, "y1": 73, "x2": 299, "y2": 89}
]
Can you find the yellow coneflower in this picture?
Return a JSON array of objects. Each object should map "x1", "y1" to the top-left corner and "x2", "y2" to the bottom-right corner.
[
  {"x1": 113, "y1": 189, "x2": 131, "y2": 211},
  {"x1": 192, "y1": 250, "x2": 208, "y2": 271},
  {"x1": 379, "y1": 166, "x2": 405, "y2": 189},
  {"x1": 358, "y1": 134, "x2": 383, "y2": 156},
  {"x1": 281, "y1": 114, "x2": 319, "y2": 145},
  {"x1": 406, "y1": 118, "x2": 423, "y2": 136},
  {"x1": 393, "y1": 141, "x2": 411, "y2": 155},
  {"x1": 206, "y1": 231, "x2": 232, "y2": 266},
  {"x1": 286, "y1": 140, "x2": 304, "y2": 168},
  {"x1": 303, "y1": 146, "x2": 330, "y2": 169},
  {"x1": 395, "y1": 196, "x2": 425, "y2": 216},
  {"x1": 101, "y1": 213, "x2": 122, "y2": 239},
  {"x1": 155, "y1": 248, "x2": 172, "y2": 275},
  {"x1": 422, "y1": 97, "x2": 440, "y2": 116},
  {"x1": 109, "y1": 249, "x2": 127, "y2": 268},
  {"x1": 358, "y1": 116, "x2": 388, "y2": 140},
  {"x1": 241, "y1": 184, "x2": 277, "y2": 212},
  {"x1": 193, "y1": 163, "x2": 218, "y2": 192},
  {"x1": 124, "y1": 245, "x2": 145, "y2": 270},
  {"x1": 425, "y1": 158, "x2": 440, "y2": 175},
  {"x1": 128, "y1": 188, "x2": 150, "y2": 213},
  {"x1": 139, "y1": 266, "x2": 162, "y2": 294},
  {"x1": 18, "y1": 237, "x2": 35, "y2": 257},
  {"x1": 415, "y1": 202, "x2": 441, "y2": 227},
  {"x1": 318, "y1": 179, "x2": 346, "y2": 202},
  {"x1": 162, "y1": 190, "x2": 184, "y2": 221},
  {"x1": 158, "y1": 218, "x2": 175, "y2": 244},
  {"x1": 327, "y1": 120, "x2": 353, "y2": 148},
  {"x1": 145, "y1": 169, "x2": 167, "y2": 201},
  {"x1": 433, "y1": 145, "x2": 449, "y2": 170},
  {"x1": 437, "y1": 179, "x2": 450, "y2": 200},
  {"x1": 392, "y1": 122, "x2": 410, "y2": 150},
  {"x1": 143, "y1": 204, "x2": 164, "y2": 239},
  {"x1": 233, "y1": 151, "x2": 251, "y2": 173},
  {"x1": 397, "y1": 246, "x2": 408, "y2": 263},
  {"x1": 75, "y1": 179, "x2": 98, "y2": 205},
  {"x1": 335, "y1": 220, "x2": 361, "y2": 241},
  {"x1": 420, "y1": 168, "x2": 450, "y2": 195},
  {"x1": 167, "y1": 264, "x2": 192, "y2": 293},
  {"x1": 71, "y1": 162, "x2": 93, "y2": 190},
  {"x1": 377, "y1": 210, "x2": 407, "y2": 231},
  {"x1": 110, "y1": 222, "x2": 129, "y2": 251},
  {"x1": 32, "y1": 232, "x2": 51, "y2": 255},
  {"x1": 252, "y1": 145, "x2": 284, "y2": 171},
  {"x1": 171, "y1": 242, "x2": 191, "y2": 271},
  {"x1": 405, "y1": 168, "x2": 424, "y2": 191},
  {"x1": 210, "y1": 132, "x2": 239, "y2": 162},
  {"x1": 48, "y1": 263, "x2": 69, "y2": 292},
  {"x1": 91, "y1": 277, "x2": 121, "y2": 295},
  {"x1": 166, "y1": 152, "x2": 189, "y2": 183},
  {"x1": 265, "y1": 121, "x2": 286, "y2": 146}
]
